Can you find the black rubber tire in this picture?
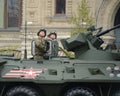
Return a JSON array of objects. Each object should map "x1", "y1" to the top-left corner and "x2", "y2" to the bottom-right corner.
[
  {"x1": 111, "y1": 90, "x2": 120, "y2": 96},
  {"x1": 5, "y1": 86, "x2": 40, "y2": 96},
  {"x1": 64, "y1": 87, "x2": 97, "y2": 96}
]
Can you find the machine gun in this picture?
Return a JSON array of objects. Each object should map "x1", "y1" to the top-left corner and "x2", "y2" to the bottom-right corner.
[{"x1": 61, "y1": 24, "x2": 120, "y2": 60}]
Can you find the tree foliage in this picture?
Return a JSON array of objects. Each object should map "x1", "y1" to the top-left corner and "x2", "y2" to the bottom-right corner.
[{"x1": 71, "y1": 0, "x2": 94, "y2": 36}]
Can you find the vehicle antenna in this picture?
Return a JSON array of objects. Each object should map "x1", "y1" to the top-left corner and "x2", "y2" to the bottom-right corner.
[{"x1": 24, "y1": 21, "x2": 27, "y2": 59}]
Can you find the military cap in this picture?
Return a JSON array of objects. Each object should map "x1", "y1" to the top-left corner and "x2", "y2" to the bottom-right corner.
[
  {"x1": 48, "y1": 31, "x2": 57, "y2": 39},
  {"x1": 37, "y1": 28, "x2": 46, "y2": 37}
]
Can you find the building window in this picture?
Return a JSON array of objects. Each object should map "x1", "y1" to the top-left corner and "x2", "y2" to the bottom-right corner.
[
  {"x1": 7, "y1": 0, "x2": 19, "y2": 27},
  {"x1": 4, "y1": 0, "x2": 22, "y2": 28},
  {"x1": 55, "y1": 0, "x2": 66, "y2": 14}
]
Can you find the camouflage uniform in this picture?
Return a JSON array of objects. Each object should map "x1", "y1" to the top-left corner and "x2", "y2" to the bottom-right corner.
[{"x1": 34, "y1": 37, "x2": 46, "y2": 60}]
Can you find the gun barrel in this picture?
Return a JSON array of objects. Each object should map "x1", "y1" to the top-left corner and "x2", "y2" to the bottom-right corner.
[{"x1": 96, "y1": 24, "x2": 120, "y2": 37}]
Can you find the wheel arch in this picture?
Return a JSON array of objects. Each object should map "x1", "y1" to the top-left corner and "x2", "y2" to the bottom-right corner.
[
  {"x1": 1, "y1": 82, "x2": 45, "y2": 96},
  {"x1": 60, "y1": 82, "x2": 101, "y2": 96}
]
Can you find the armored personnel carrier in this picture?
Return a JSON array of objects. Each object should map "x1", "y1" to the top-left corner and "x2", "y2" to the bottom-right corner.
[{"x1": 0, "y1": 25, "x2": 120, "y2": 96}]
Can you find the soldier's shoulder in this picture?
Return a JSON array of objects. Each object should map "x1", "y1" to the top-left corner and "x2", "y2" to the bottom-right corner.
[
  {"x1": 32, "y1": 39, "x2": 40, "y2": 45},
  {"x1": 32, "y1": 38, "x2": 37, "y2": 41},
  {"x1": 33, "y1": 38, "x2": 39, "y2": 42},
  {"x1": 45, "y1": 37, "x2": 51, "y2": 40}
]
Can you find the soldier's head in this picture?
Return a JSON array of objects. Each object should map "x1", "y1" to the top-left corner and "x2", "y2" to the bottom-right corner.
[
  {"x1": 37, "y1": 28, "x2": 46, "y2": 37},
  {"x1": 48, "y1": 31, "x2": 57, "y2": 40}
]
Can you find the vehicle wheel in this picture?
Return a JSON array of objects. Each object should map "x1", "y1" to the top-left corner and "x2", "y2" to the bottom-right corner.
[
  {"x1": 5, "y1": 86, "x2": 40, "y2": 96},
  {"x1": 64, "y1": 87, "x2": 97, "y2": 96},
  {"x1": 110, "y1": 90, "x2": 120, "y2": 96}
]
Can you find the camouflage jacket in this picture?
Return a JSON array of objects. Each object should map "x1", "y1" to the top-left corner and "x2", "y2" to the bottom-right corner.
[{"x1": 34, "y1": 37, "x2": 46, "y2": 56}]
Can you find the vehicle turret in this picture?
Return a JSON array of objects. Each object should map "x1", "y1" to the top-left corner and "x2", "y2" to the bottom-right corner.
[{"x1": 61, "y1": 24, "x2": 120, "y2": 60}]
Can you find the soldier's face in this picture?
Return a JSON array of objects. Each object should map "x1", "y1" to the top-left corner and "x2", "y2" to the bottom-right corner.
[
  {"x1": 39, "y1": 31, "x2": 45, "y2": 37},
  {"x1": 49, "y1": 34, "x2": 56, "y2": 40}
]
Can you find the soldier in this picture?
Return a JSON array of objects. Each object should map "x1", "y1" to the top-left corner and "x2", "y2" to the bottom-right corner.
[
  {"x1": 44, "y1": 31, "x2": 59, "y2": 58},
  {"x1": 33, "y1": 28, "x2": 47, "y2": 60}
]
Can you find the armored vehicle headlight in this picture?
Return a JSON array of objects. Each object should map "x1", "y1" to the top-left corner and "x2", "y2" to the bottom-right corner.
[
  {"x1": 116, "y1": 73, "x2": 120, "y2": 77},
  {"x1": 109, "y1": 73, "x2": 115, "y2": 77},
  {"x1": 106, "y1": 66, "x2": 112, "y2": 72},
  {"x1": 114, "y1": 66, "x2": 120, "y2": 71}
]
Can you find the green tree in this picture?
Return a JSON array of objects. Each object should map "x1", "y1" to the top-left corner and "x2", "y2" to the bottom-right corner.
[{"x1": 71, "y1": 0, "x2": 94, "y2": 36}]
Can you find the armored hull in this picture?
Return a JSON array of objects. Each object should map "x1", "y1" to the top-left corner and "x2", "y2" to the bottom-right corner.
[
  {"x1": 0, "y1": 58, "x2": 120, "y2": 96},
  {"x1": 0, "y1": 25, "x2": 120, "y2": 96}
]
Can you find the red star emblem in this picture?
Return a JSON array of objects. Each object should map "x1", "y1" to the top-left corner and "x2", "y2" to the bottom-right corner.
[
  {"x1": 24, "y1": 67, "x2": 41, "y2": 79},
  {"x1": 3, "y1": 67, "x2": 44, "y2": 79}
]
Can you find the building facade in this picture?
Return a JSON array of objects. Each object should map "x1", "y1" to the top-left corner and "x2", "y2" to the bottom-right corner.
[{"x1": 0, "y1": 0, "x2": 120, "y2": 58}]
